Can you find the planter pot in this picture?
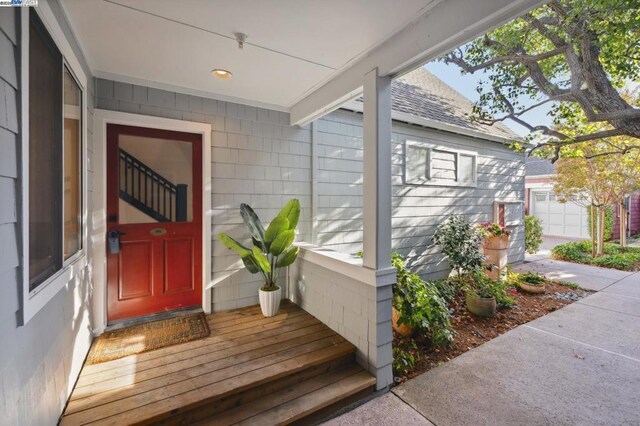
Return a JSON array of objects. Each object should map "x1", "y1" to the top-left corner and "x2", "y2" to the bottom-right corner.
[
  {"x1": 519, "y1": 281, "x2": 546, "y2": 294},
  {"x1": 465, "y1": 293, "x2": 497, "y2": 317},
  {"x1": 259, "y1": 286, "x2": 282, "y2": 317},
  {"x1": 483, "y1": 235, "x2": 509, "y2": 250},
  {"x1": 392, "y1": 307, "x2": 414, "y2": 337}
]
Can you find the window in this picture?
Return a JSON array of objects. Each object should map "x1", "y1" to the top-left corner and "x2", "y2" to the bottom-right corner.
[
  {"x1": 404, "y1": 140, "x2": 476, "y2": 186},
  {"x1": 28, "y1": 12, "x2": 83, "y2": 292}
]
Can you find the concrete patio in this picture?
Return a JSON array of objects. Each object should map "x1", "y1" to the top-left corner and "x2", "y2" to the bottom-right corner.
[{"x1": 327, "y1": 264, "x2": 640, "y2": 425}]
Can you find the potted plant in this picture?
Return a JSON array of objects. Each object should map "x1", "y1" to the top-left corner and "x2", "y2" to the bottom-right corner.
[
  {"x1": 217, "y1": 199, "x2": 300, "y2": 317},
  {"x1": 518, "y1": 272, "x2": 546, "y2": 294},
  {"x1": 477, "y1": 222, "x2": 511, "y2": 250},
  {"x1": 464, "y1": 270, "x2": 497, "y2": 317}
]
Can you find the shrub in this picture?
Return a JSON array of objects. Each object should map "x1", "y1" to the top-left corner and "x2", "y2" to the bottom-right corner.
[
  {"x1": 392, "y1": 253, "x2": 453, "y2": 347},
  {"x1": 433, "y1": 215, "x2": 485, "y2": 276},
  {"x1": 465, "y1": 270, "x2": 514, "y2": 308},
  {"x1": 524, "y1": 215, "x2": 543, "y2": 254},
  {"x1": 518, "y1": 272, "x2": 545, "y2": 286},
  {"x1": 392, "y1": 342, "x2": 418, "y2": 376},
  {"x1": 586, "y1": 205, "x2": 615, "y2": 241},
  {"x1": 477, "y1": 222, "x2": 511, "y2": 237},
  {"x1": 552, "y1": 240, "x2": 640, "y2": 271}
]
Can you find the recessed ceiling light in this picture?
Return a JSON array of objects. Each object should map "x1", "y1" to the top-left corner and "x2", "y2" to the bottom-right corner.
[{"x1": 211, "y1": 68, "x2": 232, "y2": 79}]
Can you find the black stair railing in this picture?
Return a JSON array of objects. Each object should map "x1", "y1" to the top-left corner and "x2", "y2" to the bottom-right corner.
[{"x1": 119, "y1": 148, "x2": 188, "y2": 222}]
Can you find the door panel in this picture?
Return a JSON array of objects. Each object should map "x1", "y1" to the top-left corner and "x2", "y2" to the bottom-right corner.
[
  {"x1": 164, "y1": 238, "x2": 194, "y2": 294},
  {"x1": 118, "y1": 240, "x2": 153, "y2": 299},
  {"x1": 107, "y1": 124, "x2": 202, "y2": 322},
  {"x1": 531, "y1": 190, "x2": 590, "y2": 238}
]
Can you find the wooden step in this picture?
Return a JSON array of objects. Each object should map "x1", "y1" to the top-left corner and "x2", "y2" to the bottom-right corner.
[
  {"x1": 60, "y1": 303, "x2": 376, "y2": 426},
  {"x1": 195, "y1": 364, "x2": 376, "y2": 425}
]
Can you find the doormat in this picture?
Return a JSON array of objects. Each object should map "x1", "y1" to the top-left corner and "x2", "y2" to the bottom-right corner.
[{"x1": 86, "y1": 313, "x2": 210, "y2": 365}]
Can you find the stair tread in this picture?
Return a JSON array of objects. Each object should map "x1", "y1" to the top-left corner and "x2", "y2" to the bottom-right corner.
[
  {"x1": 61, "y1": 338, "x2": 356, "y2": 426},
  {"x1": 197, "y1": 364, "x2": 376, "y2": 425}
]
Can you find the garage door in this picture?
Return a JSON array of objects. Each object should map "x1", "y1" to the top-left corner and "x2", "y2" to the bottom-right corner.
[{"x1": 531, "y1": 191, "x2": 590, "y2": 238}]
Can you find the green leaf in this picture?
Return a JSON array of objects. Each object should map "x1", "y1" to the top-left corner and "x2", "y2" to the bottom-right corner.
[
  {"x1": 277, "y1": 199, "x2": 301, "y2": 230},
  {"x1": 252, "y1": 246, "x2": 271, "y2": 273},
  {"x1": 264, "y1": 216, "x2": 289, "y2": 243},
  {"x1": 218, "y1": 233, "x2": 252, "y2": 257},
  {"x1": 240, "y1": 204, "x2": 265, "y2": 248},
  {"x1": 270, "y1": 230, "x2": 295, "y2": 256},
  {"x1": 241, "y1": 255, "x2": 260, "y2": 274},
  {"x1": 276, "y1": 247, "x2": 299, "y2": 268}
]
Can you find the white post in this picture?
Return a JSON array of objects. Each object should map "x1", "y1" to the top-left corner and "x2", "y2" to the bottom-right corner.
[{"x1": 362, "y1": 68, "x2": 392, "y2": 270}]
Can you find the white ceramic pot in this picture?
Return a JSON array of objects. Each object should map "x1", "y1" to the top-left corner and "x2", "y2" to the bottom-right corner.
[{"x1": 259, "y1": 286, "x2": 282, "y2": 317}]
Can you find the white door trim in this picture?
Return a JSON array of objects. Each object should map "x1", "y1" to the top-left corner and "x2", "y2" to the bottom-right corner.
[{"x1": 92, "y1": 109, "x2": 212, "y2": 335}]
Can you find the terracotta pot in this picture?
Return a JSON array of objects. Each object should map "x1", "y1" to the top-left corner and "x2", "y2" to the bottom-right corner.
[
  {"x1": 519, "y1": 281, "x2": 546, "y2": 294},
  {"x1": 259, "y1": 286, "x2": 281, "y2": 317},
  {"x1": 483, "y1": 234, "x2": 509, "y2": 250},
  {"x1": 465, "y1": 293, "x2": 497, "y2": 317},
  {"x1": 392, "y1": 307, "x2": 414, "y2": 337}
]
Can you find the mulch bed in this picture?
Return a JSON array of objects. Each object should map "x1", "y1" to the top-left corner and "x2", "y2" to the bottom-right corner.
[{"x1": 392, "y1": 282, "x2": 591, "y2": 384}]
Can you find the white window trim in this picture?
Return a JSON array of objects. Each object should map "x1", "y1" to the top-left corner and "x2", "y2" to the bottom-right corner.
[
  {"x1": 493, "y1": 200, "x2": 524, "y2": 227},
  {"x1": 20, "y1": 4, "x2": 89, "y2": 324},
  {"x1": 404, "y1": 139, "x2": 477, "y2": 187}
]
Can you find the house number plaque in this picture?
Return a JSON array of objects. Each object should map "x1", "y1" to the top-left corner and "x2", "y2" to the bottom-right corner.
[{"x1": 150, "y1": 228, "x2": 167, "y2": 236}]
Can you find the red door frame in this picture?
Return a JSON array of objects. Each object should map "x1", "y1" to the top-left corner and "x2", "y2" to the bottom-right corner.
[{"x1": 106, "y1": 124, "x2": 203, "y2": 322}]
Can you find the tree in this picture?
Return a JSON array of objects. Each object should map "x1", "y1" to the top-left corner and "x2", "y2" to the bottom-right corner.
[
  {"x1": 553, "y1": 139, "x2": 640, "y2": 256},
  {"x1": 443, "y1": 0, "x2": 640, "y2": 159}
]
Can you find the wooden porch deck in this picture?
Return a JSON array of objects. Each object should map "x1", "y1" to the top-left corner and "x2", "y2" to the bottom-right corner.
[{"x1": 60, "y1": 301, "x2": 375, "y2": 425}]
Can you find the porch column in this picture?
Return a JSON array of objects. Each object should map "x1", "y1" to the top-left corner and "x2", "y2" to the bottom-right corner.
[
  {"x1": 362, "y1": 67, "x2": 394, "y2": 390},
  {"x1": 362, "y1": 68, "x2": 392, "y2": 270}
]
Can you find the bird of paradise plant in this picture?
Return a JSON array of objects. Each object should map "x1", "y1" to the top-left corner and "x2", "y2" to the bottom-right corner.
[{"x1": 217, "y1": 199, "x2": 300, "y2": 291}]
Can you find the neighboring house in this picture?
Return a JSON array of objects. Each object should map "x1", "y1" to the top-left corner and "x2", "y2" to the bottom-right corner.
[
  {"x1": 525, "y1": 157, "x2": 640, "y2": 238},
  {"x1": 313, "y1": 67, "x2": 525, "y2": 279},
  {"x1": 0, "y1": 1, "x2": 532, "y2": 424}
]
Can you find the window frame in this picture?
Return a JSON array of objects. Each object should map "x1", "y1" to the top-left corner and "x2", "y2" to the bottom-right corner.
[
  {"x1": 20, "y1": 5, "x2": 89, "y2": 324},
  {"x1": 404, "y1": 139, "x2": 477, "y2": 187}
]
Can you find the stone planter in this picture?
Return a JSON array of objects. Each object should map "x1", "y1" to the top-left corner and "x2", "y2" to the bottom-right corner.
[
  {"x1": 483, "y1": 235, "x2": 509, "y2": 280},
  {"x1": 519, "y1": 281, "x2": 546, "y2": 294},
  {"x1": 465, "y1": 293, "x2": 497, "y2": 317},
  {"x1": 392, "y1": 306, "x2": 414, "y2": 337},
  {"x1": 259, "y1": 286, "x2": 282, "y2": 317},
  {"x1": 483, "y1": 234, "x2": 509, "y2": 250}
]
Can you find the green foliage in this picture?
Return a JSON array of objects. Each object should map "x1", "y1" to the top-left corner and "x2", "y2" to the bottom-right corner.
[
  {"x1": 442, "y1": 0, "x2": 640, "y2": 152},
  {"x1": 477, "y1": 222, "x2": 511, "y2": 237},
  {"x1": 524, "y1": 215, "x2": 543, "y2": 255},
  {"x1": 218, "y1": 199, "x2": 301, "y2": 291},
  {"x1": 586, "y1": 205, "x2": 615, "y2": 241},
  {"x1": 552, "y1": 241, "x2": 640, "y2": 271},
  {"x1": 465, "y1": 270, "x2": 514, "y2": 308},
  {"x1": 433, "y1": 215, "x2": 485, "y2": 276},
  {"x1": 518, "y1": 272, "x2": 545, "y2": 286},
  {"x1": 392, "y1": 253, "x2": 453, "y2": 347},
  {"x1": 392, "y1": 342, "x2": 418, "y2": 377}
]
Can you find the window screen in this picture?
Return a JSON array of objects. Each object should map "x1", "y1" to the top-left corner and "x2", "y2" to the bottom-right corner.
[
  {"x1": 458, "y1": 154, "x2": 475, "y2": 183},
  {"x1": 29, "y1": 12, "x2": 63, "y2": 290}
]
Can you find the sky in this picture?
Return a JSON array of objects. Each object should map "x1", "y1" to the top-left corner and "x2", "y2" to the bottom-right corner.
[{"x1": 426, "y1": 61, "x2": 554, "y2": 138}]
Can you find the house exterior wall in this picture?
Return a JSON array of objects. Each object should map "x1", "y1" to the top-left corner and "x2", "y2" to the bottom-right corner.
[
  {"x1": 0, "y1": 3, "x2": 96, "y2": 425},
  {"x1": 614, "y1": 193, "x2": 640, "y2": 237},
  {"x1": 95, "y1": 79, "x2": 313, "y2": 312},
  {"x1": 316, "y1": 109, "x2": 526, "y2": 279},
  {"x1": 289, "y1": 256, "x2": 393, "y2": 390}
]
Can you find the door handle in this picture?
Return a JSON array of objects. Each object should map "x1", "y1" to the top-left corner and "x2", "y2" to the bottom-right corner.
[{"x1": 108, "y1": 229, "x2": 126, "y2": 254}]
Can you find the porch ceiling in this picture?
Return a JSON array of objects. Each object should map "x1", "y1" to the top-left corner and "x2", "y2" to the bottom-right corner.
[{"x1": 62, "y1": 0, "x2": 436, "y2": 110}]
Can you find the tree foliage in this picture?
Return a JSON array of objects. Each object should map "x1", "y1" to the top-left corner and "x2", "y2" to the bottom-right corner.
[
  {"x1": 443, "y1": 0, "x2": 640, "y2": 159},
  {"x1": 552, "y1": 139, "x2": 640, "y2": 255}
]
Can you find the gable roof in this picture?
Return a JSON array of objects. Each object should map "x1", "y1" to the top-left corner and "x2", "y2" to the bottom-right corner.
[
  {"x1": 348, "y1": 67, "x2": 521, "y2": 143},
  {"x1": 526, "y1": 157, "x2": 556, "y2": 176}
]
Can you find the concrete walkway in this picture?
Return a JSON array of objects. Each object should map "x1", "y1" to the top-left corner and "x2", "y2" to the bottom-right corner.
[
  {"x1": 327, "y1": 263, "x2": 640, "y2": 425},
  {"x1": 513, "y1": 257, "x2": 634, "y2": 291}
]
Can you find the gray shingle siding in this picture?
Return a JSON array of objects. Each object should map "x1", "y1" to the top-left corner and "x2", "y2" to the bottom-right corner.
[
  {"x1": 315, "y1": 109, "x2": 525, "y2": 279},
  {"x1": 96, "y1": 79, "x2": 313, "y2": 312},
  {"x1": 0, "y1": 5, "x2": 96, "y2": 425}
]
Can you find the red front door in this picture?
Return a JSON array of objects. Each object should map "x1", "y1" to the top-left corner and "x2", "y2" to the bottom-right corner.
[{"x1": 106, "y1": 124, "x2": 202, "y2": 322}]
